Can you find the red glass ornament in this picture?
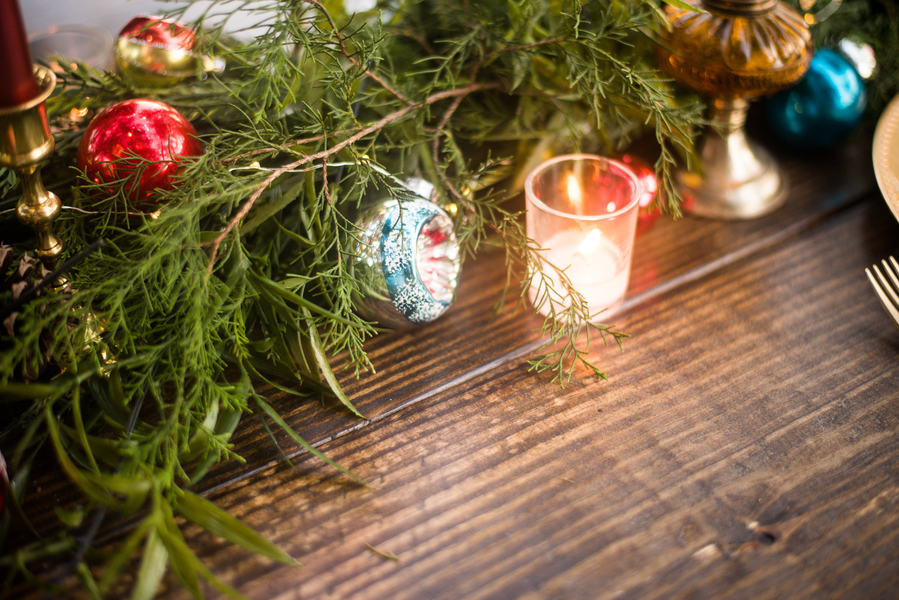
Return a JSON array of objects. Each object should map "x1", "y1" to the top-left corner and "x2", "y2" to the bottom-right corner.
[
  {"x1": 77, "y1": 99, "x2": 203, "y2": 208},
  {"x1": 115, "y1": 16, "x2": 200, "y2": 87},
  {"x1": 119, "y1": 16, "x2": 197, "y2": 52},
  {"x1": 618, "y1": 154, "x2": 660, "y2": 234}
]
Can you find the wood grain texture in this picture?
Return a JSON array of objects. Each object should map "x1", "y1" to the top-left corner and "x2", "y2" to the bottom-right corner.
[
  {"x1": 195, "y1": 135, "x2": 880, "y2": 491},
  {"x1": 8, "y1": 135, "x2": 896, "y2": 600},
  {"x1": 186, "y1": 134, "x2": 880, "y2": 501},
  {"x1": 147, "y1": 191, "x2": 899, "y2": 600},
  {"x1": 152, "y1": 157, "x2": 899, "y2": 598}
]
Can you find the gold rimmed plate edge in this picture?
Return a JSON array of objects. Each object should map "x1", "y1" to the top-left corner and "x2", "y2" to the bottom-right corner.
[{"x1": 873, "y1": 93, "x2": 899, "y2": 222}]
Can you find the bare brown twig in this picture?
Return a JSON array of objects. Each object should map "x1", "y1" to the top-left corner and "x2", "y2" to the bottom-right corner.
[
  {"x1": 203, "y1": 82, "x2": 503, "y2": 271},
  {"x1": 399, "y1": 27, "x2": 436, "y2": 56},
  {"x1": 321, "y1": 154, "x2": 332, "y2": 204},
  {"x1": 221, "y1": 133, "x2": 333, "y2": 164}
]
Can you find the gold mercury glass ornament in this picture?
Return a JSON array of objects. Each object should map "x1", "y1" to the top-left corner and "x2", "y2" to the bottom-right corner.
[
  {"x1": 114, "y1": 16, "x2": 223, "y2": 88},
  {"x1": 655, "y1": 0, "x2": 813, "y2": 219}
]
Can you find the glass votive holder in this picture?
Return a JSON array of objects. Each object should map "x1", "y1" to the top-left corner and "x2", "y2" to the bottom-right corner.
[
  {"x1": 29, "y1": 24, "x2": 115, "y2": 73},
  {"x1": 525, "y1": 154, "x2": 641, "y2": 320}
]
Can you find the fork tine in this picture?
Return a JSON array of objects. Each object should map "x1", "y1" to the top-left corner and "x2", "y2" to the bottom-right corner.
[
  {"x1": 890, "y1": 256, "x2": 899, "y2": 280},
  {"x1": 867, "y1": 266, "x2": 899, "y2": 330},
  {"x1": 884, "y1": 256, "x2": 899, "y2": 292},
  {"x1": 875, "y1": 262, "x2": 899, "y2": 309}
]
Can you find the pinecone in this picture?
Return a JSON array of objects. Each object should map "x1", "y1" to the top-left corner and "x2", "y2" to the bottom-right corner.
[{"x1": 0, "y1": 243, "x2": 58, "y2": 381}]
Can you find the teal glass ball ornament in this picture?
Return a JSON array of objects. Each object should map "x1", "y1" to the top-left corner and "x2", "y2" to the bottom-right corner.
[
  {"x1": 765, "y1": 48, "x2": 866, "y2": 149},
  {"x1": 350, "y1": 179, "x2": 461, "y2": 328}
]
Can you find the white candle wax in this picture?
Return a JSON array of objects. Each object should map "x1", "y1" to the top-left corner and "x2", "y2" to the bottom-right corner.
[{"x1": 529, "y1": 229, "x2": 630, "y2": 320}]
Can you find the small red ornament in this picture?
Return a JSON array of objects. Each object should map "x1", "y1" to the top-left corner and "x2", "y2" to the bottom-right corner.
[
  {"x1": 77, "y1": 99, "x2": 203, "y2": 208},
  {"x1": 618, "y1": 154, "x2": 660, "y2": 234},
  {"x1": 115, "y1": 16, "x2": 200, "y2": 88}
]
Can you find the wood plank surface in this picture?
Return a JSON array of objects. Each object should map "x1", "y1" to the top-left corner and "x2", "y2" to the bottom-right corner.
[
  {"x1": 7, "y1": 122, "x2": 896, "y2": 600},
  {"x1": 189, "y1": 133, "x2": 880, "y2": 496},
  {"x1": 6, "y1": 135, "x2": 880, "y2": 546},
  {"x1": 133, "y1": 152, "x2": 899, "y2": 598},
  {"x1": 150, "y1": 185, "x2": 899, "y2": 599},
  {"x1": 197, "y1": 133, "x2": 879, "y2": 487}
]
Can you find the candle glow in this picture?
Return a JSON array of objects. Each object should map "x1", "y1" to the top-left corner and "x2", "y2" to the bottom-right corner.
[
  {"x1": 525, "y1": 155, "x2": 641, "y2": 320},
  {"x1": 567, "y1": 173, "x2": 583, "y2": 214},
  {"x1": 578, "y1": 229, "x2": 602, "y2": 256},
  {"x1": 533, "y1": 229, "x2": 629, "y2": 318}
]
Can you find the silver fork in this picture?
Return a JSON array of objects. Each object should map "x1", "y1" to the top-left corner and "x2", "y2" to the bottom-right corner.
[{"x1": 866, "y1": 256, "x2": 899, "y2": 330}]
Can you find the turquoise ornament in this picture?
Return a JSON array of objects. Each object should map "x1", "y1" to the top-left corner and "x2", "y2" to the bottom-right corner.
[
  {"x1": 351, "y1": 179, "x2": 461, "y2": 328},
  {"x1": 765, "y1": 48, "x2": 866, "y2": 149}
]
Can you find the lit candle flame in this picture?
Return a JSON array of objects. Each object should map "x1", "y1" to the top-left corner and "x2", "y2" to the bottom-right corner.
[
  {"x1": 566, "y1": 173, "x2": 583, "y2": 215},
  {"x1": 578, "y1": 229, "x2": 602, "y2": 256}
]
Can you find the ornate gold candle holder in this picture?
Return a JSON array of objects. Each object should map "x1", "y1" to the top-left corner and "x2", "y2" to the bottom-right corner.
[
  {"x1": 656, "y1": 0, "x2": 812, "y2": 219},
  {"x1": 0, "y1": 65, "x2": 63, "y2": 268}
]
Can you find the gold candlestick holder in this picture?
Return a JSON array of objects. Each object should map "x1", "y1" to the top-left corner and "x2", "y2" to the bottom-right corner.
[
  {"x1": 655, "y1": 0, "x2": 812, "y2": 220},
  {"x1": 0, "y1": 65, "x2": 63, "y2": 268}
]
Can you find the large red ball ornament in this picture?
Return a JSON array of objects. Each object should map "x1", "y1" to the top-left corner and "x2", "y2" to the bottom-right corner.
[{"x1": 77, "y1": 99, "x2": 203, "y2": 208}]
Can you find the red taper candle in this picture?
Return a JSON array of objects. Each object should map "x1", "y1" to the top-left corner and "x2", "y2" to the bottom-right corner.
[{"x1": 0, "y1": 0, "x2": 41, "y2": 108}]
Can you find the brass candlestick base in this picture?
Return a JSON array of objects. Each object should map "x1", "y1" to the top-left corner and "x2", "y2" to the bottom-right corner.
[
  {"x1": 678, "y1": 98, "x2": 786, "y2": 219},
  {"x1": 0, "y1": 65, "x2": 63, "y2": 268},
  {"x1": 656, "y1": 0, "x2": 812, "y2": 220}
]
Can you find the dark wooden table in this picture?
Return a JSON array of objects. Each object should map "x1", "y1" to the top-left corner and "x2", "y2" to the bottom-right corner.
[{"x1": 102, "y1": 132, "x2": 893, "y2": 599}]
